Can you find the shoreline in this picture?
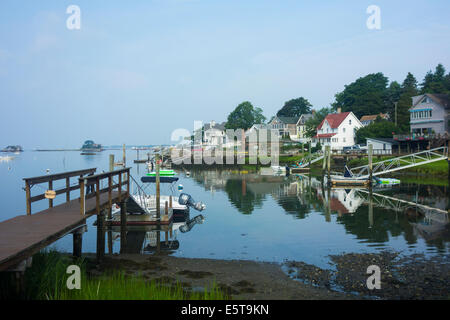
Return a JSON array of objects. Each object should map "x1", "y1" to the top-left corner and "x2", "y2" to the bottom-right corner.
[{"x1": 83, "y1": 250, "x2": 449, "y2": 300}]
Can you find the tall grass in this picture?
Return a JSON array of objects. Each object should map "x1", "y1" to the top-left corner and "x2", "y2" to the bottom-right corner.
[{"x1": 17, "y1": 250, "x2": 228, "y2": 300}]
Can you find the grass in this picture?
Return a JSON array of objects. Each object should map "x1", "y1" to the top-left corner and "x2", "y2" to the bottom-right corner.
[{"x1": 4, "y1": 250, "x2": 228, "y2": 300}]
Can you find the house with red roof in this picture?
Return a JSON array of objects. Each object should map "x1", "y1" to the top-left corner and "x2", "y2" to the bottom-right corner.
[{"x1": 312, "y1": 109, "x2": 363, "y2": 150}]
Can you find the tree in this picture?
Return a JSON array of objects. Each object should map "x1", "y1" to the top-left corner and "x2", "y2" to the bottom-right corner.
[
  {"x1": 420, "y1": 64, "x2": 447, "y2": 94},
  {"x1": 225, "y1": 101, "x2": 266, "y2": 131},
  {"x1": 332, "y1": 73, "x2": 389, "y2": 118},
  {"x1": 386, "y1": 81, "x2": 402, "y2": 120},
  {"x1": 355, "y1": 119, "x2": 400, "y2": 143},
  {"x1": 276, "y1": 97, "x2": 312, "y2": 118},
  {"x1": 395, "y1": 72, "x2": 419, "y2": 133},
  {"x1": 304, "y1": 107, "x2": 332, "y2": 137}
]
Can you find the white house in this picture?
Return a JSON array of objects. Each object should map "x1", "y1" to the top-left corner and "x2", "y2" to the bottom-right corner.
[
  {"x1": 312, "y1": 110, "x2": 362, "y2": 150},
  {"x1": 201, "y1": 121, "x2": 227, "y2": 147},
  {"x1": 295, "y1": 113, "x2": 313, "y2": 142}
]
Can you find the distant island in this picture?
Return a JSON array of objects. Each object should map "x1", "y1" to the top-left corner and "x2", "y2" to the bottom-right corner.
[
  {"x1": 81, "y1": 140, "x2": 103, "y2": 152},
  {"x1": 1, "y1": 145, "x2": 23, "y2": 152}
]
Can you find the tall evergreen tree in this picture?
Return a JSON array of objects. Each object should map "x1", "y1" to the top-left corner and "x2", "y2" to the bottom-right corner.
[
  {"x1": 420, "y1": 64, "x2": 447, "y2": 93},
  {"x1": 395, "y1": 72, "x2": 419, "y2": 133}
]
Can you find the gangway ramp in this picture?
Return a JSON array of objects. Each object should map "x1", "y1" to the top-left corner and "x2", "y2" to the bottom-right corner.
[{"x1": 348, "y1": 147, "x2": 448, "y2": 179}]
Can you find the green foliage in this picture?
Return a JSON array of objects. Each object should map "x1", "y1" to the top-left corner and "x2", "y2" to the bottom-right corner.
[
  {"x1": 395, "y1": 72, "x2": 419, "y2": 132},
  {"x1": 225, "y1": 101, "x2": 266, "y2": 131},
  {"x1": 420, "y1": 64, "x2": 449, "y2": 94},
  {"x1": 304, "y1": 107, "x2": 332, "y2": 137},
  {"x1": 355, "y1": 119, "x2": 400, "y2": 143},
  {"x1": 332, "y1": 73, "x2": 390, "y2": 118},
  {"x1": 276, "y1": 97, "x2": 312, "y2": 118},
  {"x1": 16, "y1": 251, "x2": 228, "y2": 300}
]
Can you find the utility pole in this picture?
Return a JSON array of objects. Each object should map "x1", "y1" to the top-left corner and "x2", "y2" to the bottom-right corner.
[{"x1": 394, "y1": 102, "x2": 398, "y2": 127}]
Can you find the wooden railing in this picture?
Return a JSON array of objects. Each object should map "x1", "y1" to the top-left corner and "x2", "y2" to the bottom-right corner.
[
  {"x1": 79, "y1": 167, "x2": 130, "y2": 216},
  {"x1": 23, "y1": 168, "x2": 97, "y2": 215}
]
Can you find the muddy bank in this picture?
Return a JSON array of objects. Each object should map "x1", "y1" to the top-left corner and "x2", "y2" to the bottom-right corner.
[
  {"x1": 85, "y1": 251, "x2": 449, "y2": 300},
  {"x1": 85, "y1": 254, "x2": 352, "y2": 300}
]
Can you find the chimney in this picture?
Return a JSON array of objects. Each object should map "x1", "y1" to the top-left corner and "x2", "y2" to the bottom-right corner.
[
  {"x1": 337, "y1": 107, "x2": 341, "y2": 114},
  {"x1": 210, "y1": 120, "x2": 215, "y2": 128}
]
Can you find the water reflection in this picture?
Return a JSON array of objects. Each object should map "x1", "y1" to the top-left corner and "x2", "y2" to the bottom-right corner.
[
  {"x1": 106, "y1": 211, "x2": 206, "y2": 255},
  {"x1": 184, "y1": 170, "x2": 449, "y2": 252}
]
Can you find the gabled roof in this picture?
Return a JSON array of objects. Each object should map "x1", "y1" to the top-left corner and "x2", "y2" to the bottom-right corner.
[
  {"x1": 203, "y1": 122, "x2": 226, "y2": 131},
  {"x1": 412, "y1": 93, "x2": 450, "y2": 110},
  {"x1": 360, "y1": 113, "x2": 389, "y2": 122},
  {"x1": 366, "y1": 137, "x2": 399, "y2": 145},
  {"x1": 272, "y1": 116, "x2": 300, "y2": 124},
  {"x1": 296, "y1": 113, "x2": 313, "y2": 125},
  {"x1": 317, "y1": 112, "x2": 351, "y2": 130}
]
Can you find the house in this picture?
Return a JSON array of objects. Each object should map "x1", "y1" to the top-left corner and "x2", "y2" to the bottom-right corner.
[
  {"x1": 360, "y1": 113, "x2": 390, "y2": 126},
  {"x1": 410, "y1": 94, "x2": 450, "y2": 135},
  {"x1": 295, "y1": 113, "x2": 314, "y2": 141},
  {"x1": 366, "y1": 138, "x2": 399, "y2": 155},
  {"x1": 268, "y1": 116, "x2": 299, "y2": 139},
  {"x1": 194, "y1": 121, "x2": 228, "y2": 148},
  {"x1": 312, "y1": 109, "x2": 363, "y2": 150}
]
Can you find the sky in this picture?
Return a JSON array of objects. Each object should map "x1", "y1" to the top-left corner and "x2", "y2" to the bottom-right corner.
[{"x1": 0, "y1": 0, "x2": 450, "y2": 148}]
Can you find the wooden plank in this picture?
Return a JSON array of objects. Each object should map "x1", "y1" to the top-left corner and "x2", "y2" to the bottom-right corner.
[
  {"x1": 24, "y1": 168, "x2": 96, "y2": 185},
  {"x1": 0, "y1": 191, "x2": 122, "y2": 271}
]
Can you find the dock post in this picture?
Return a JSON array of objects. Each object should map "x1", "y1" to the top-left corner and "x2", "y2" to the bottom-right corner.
[
  {"x1": 73, "y1": 229, "x2": 83, "y2": 258},
  {"x1": 120, "y1": 201, "x2": 127, "y2": 254},
  {"x1": 66, "y1": 177, "x2": 70, "y2": 202},
  {"x1": 368, "y1": 144, "x2": 373, "y2": 185},
  {"x1": 327, "y1": 146, "x2": 331, "y2": 183},
  {"x1": 155, "y1": 154, "x2": 161, "y2": 220},
  {"x1": 96, "y1": 210, "x2": 105, "y2": 261},
  {"x1": 308, "y1": 142, "x2": 312, "y2": 167},
  {"x1": 25, "y1": 181, "x2": 31, "y2": 215},
  {"x1": 48, "y1": 180, "x2": 53, "y2": 208},
  {"x1": 322, "y1": 147, "x2": 327, "y2": 173},
  {"x1": 79, "y1": 178, "x2": 85, "y2": 216},
  {"x1": 109, "y1": 154, "x2": 114, "y2": 172},
  {"x1": 165, "y1": 201, "x2": 168, "y2": 220},
  {"x1": 123, "y1": 144, "x2": 126, "y2": 167},
  {"x1": 369, "y1": 187, "x2": 374, "y2": 228}
]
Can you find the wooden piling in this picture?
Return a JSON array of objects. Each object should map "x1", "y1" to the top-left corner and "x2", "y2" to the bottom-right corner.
[
  {"x1": 120, "y1": 201, "x2": 127, "y2": 254},
  {"x1": 308, "y1": 142, "x2": 312, "y2": 167},
  {"x1": 165, "y1": 201, "x2": 168, "y2": 218},
  {"x1": 368, "y1": 144, "x2": 373, "y2": 183},
  {"x1": 25, "y1": 182, "x2": 31, "y2": 215},
  {"x1": 48, "y1": 180, "x2": 53, "y2": 208},
  {"x1": 326, "y1": 146, "x2": 331, "y2": 182},
  {"x1": 66, "y1": 177, "x2": 70, "y2": 202},
  {"x1": 96, "y1": 210, "x2": 105, "y2": 261},
  {"x1": 73, "y1": 230, "x2": 82, "y2": 258},
  {"x1": 155, "y1": 154, "x2": 161, "y2": 219},
  {"x1": 79, "y1": 178, "x2": 85, "y2": 216},
  {"x1": 109, "y1": 154, "x2": 114, "y2": 172}
]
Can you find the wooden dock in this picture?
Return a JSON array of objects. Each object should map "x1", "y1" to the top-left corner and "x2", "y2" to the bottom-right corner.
[{"x1": 0, "y1": 167, "x2": 130, "y2": 272}]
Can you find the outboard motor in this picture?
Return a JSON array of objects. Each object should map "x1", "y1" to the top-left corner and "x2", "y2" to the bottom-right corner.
[
  {"x1": 180, "y1": 215, "x2": 205, "y2": 233},
  {"x1": 178, "y1": 193, "x2": 206, "y2": 211}
]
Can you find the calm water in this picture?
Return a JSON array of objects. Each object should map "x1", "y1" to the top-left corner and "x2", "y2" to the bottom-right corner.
[{"x1": 1, "y1": 151, "x2": 449, "y2": 268}]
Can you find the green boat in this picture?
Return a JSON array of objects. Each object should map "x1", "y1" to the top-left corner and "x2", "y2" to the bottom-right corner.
[{"x1": 146, "y1": 170, "x2": 176, "y2": 177}]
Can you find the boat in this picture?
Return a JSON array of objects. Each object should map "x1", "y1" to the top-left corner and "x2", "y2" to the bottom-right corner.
[
  {"x1": 330, "y1": 165, "x2": 370, "y2": 186},
  {"x1": 373, "y1": 177, "x2": 401, "y2": 185},
  {"x1": 108, "y1": 172, "x2": 206, "y2": 225},
  {"x1": 146, "y1": 169, "x2": 175, "y2": 176}
]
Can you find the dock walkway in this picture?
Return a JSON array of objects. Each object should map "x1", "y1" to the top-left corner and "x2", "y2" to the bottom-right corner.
[{"x1": 0, "y1": 168, "x2": 130, "y2": 271}]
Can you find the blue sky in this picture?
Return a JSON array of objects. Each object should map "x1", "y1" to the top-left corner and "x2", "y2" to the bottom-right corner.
[{"x1": 1, "y1": 0, "x2": 449, "y2": 148}]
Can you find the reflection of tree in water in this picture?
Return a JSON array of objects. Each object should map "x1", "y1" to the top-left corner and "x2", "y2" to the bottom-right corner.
[
  {"x1": 224, "y1": 179, "x2": 265, "y2": 215},
  {"x1": 275, "y1": 196, "x2": 310, "y2": 219},
  {"x1": 336, "y1": 205, "x2": 418, "y2": 245}
]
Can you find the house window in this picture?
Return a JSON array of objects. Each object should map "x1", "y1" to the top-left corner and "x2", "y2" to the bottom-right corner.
[
  {"x1": 343, "y1": 127, "x2": 346, "y2": 133},
  {"x1": 343, "y1": 137, "x2": 346, "y2": 142},
  {"x1": 349, "y1": 119, "x2": 352, "y2": 125}
]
